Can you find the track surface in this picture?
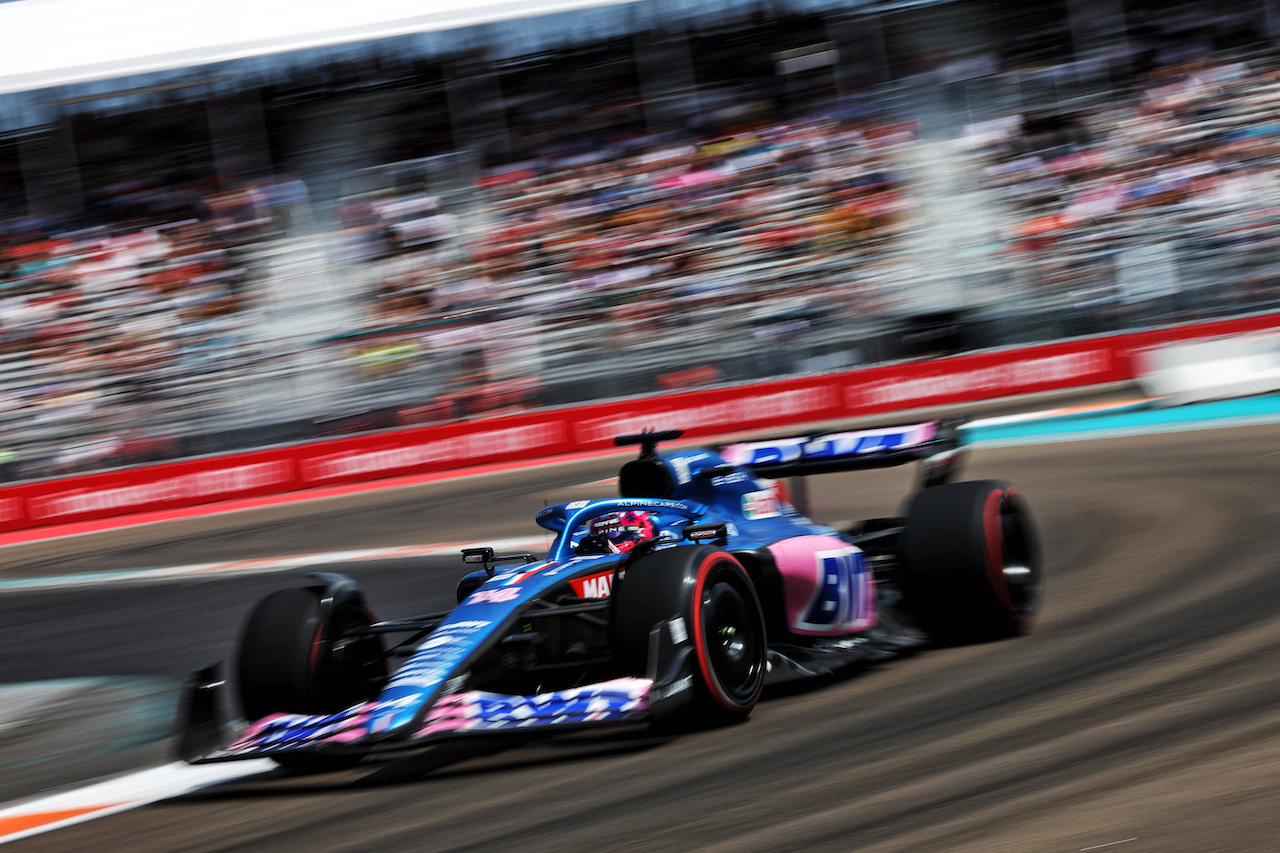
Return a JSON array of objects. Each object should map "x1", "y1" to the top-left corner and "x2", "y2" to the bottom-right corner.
[{"x1": 5, "y1": 426, "x2": 1280, "y2": 852}]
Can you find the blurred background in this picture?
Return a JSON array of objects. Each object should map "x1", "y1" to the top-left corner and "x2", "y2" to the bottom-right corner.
[{"x1": 0, "y1": 0, "x2": 1277, "y2": 481}]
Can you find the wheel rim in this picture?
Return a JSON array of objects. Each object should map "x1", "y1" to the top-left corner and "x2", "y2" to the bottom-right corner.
[
  {"x1": 999, "y1": 498, "x2": 1041, "y2": 617},
  {"x1": 700, "y1": 578, "x2": 764, "y2": 706},
  {"x1": 320, "y1": 607, "x2": 385, "y2": 712}
]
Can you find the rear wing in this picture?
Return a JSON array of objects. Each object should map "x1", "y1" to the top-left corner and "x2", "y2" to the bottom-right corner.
[{"x1": 719, "y1": 419, "x2": 965, "y2": 487}]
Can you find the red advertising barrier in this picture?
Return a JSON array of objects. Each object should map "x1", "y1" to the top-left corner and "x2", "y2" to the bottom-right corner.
[
  {"x1": 0, "y1": 450, "x2": 301, "y2": 531},
  {"x1": 1, "y1": 312, "x2": 1276, "y2": 533},
  {"x1": 0, "y1": 414, "x2": 577, "y2": 532}
]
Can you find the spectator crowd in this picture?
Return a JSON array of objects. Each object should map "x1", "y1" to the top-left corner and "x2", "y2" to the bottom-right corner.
[
  {"x1": 343, "y1": 115, "x2": 915, "y2": 336},
  {"x1": 958, "y1": 5, "x2": 1280, "y2": 327},
  {"x1": 2, "y1": 0, "x2": 1280, "y2": 478}
]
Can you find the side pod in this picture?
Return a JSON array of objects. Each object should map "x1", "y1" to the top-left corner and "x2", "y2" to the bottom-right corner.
[{"x1": 176, "y1": 663, "x2": 230, "y2": 764}]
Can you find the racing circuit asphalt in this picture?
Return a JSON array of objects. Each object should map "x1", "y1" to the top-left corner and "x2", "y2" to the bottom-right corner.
[{"x1": 3, "y1": 423, "x2": 1280, "y2": 851}]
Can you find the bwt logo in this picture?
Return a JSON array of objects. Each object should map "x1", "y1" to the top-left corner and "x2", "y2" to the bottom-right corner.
[
  {"x1": 794, "y1": 547, "x2": 869, "y2": 633},
  {"x1": 466, "y1": 587, "x2": 521, "y2": 604}
]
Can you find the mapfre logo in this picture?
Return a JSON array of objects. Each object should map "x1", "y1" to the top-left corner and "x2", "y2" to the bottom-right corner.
[{"x1": 570, "y1": 570, "x2": 619, "y2": 598}]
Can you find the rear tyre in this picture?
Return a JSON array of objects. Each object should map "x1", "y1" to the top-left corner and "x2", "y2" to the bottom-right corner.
[
  {"x1": 615, "y1": 547, "x2": 767, "y2": 727},
  {"x1": 236, "y1": 585, "x2": 385, "y2": 771},
  {"x1": 900, "y1": 480, "x2": 1043, "y2": 643}
]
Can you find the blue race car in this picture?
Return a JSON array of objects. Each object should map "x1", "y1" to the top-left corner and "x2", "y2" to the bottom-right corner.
[{"x1": 178, "y1": 422, "x2": 1043, "y2": 771}]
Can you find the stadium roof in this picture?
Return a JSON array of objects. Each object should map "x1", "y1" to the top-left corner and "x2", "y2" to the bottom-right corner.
[{"x1": 0, "y1": 0, "x2": 644, "y2": 96}]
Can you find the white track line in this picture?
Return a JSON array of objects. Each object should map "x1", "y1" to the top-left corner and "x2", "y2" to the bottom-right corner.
[
  {"x1": 0, "y1": 536, "x2": 548, "y2": 593},
  {"x1": 963, "y1": 398, "x2": 1156, "y2": 429},
  {"x1": 0, "y1": 760, "x2": 276, "y2": 845}
]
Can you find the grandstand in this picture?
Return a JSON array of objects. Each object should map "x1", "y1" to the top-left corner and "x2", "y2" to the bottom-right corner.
[{"x1": 1, "y1": 0, "x2": 1279, "y2": 480}]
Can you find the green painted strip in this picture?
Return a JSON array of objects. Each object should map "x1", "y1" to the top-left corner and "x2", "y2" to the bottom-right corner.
[{"x1": 965, "y1": 394, "x2": 1280, "y2": 447}]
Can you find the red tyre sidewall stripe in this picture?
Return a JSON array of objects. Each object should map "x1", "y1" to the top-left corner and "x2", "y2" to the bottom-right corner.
[
  {"x1": 690, "y1": 553, "x2": 754, "y2": 713},
  {"x1": 983, "y1": 489, "x2": 1019, "y2": 625},
  {"x1": 305, "y1": 615, "x2": 325, "y2": 706}
]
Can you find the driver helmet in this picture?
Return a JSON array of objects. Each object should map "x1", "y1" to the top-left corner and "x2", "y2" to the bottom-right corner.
[{"x1": 587, "y1": 510, "x2": 656, "y2": 554}]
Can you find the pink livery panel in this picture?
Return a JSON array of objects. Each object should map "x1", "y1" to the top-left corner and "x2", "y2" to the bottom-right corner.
[{"x1": 767, "y1": 535, "x2": 877, "y2": 636}]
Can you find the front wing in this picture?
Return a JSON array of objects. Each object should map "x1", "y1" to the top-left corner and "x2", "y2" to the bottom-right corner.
[
  {"x1": 180, "y1": 674, "x2": 660, "y2": 764},
  {"x1": 178, "y1": 601, "x2": 698, "y2": 765}
]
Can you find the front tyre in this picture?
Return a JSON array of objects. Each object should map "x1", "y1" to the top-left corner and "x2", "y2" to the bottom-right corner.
[
  {"x1": 235, "y1": 585, "x2": 385, "y2": 771},
  {"x1": 615, "y1": 547, "x2": 767, "y2": 725},
  {"x1": 693, "y1": 555, "x2": 767, "y2": 715},
  {"x1": 900, "y1": 480, "x2": 1043, "y2": 643}
]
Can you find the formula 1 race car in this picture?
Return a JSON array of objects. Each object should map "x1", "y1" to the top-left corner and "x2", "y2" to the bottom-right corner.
[{"x1": 178, "y1": 422, "x2": 1043, "y2": 771}]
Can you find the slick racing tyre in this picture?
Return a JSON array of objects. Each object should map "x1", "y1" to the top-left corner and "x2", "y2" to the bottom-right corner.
[
  {"x1": 236, "y1": 585, "x2": 385, "y2": 771},
  {"x1": 615, "y1": 546, "x2": 767, "y2": 726},
  {"x1": 900, "y1": 480, "x2": 1043, "y2": 644}
]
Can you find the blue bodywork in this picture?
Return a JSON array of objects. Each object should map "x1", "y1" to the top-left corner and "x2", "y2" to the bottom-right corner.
[{"x1": 194, "y1": 422, "x2": 952, "y2": 762}]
